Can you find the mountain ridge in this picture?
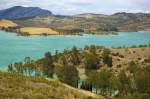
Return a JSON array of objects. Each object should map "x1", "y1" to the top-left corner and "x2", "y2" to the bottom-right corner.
[{"x1": 0, "y1": 6, "x2": 53, "y2": 19}]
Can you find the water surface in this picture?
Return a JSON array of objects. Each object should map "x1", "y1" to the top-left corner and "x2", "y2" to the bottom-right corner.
[{"x1": 0, "y1": 30, "x2": 150, "y2": 70}]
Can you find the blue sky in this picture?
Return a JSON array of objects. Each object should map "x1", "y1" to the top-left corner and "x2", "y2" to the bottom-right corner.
[{"x1": 0, "y1": 0, "x2": 150, "y2": 15}]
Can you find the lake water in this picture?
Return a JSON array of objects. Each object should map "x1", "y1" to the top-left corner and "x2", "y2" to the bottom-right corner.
[{"x1": 0, "y1": 30, "x2": 150, "y2": 70}]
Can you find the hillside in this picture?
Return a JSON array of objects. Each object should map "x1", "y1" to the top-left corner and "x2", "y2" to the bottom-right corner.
[
  {"x1": 7, "y1": 45, "x2": 150, "y2": 98},
  {"x1": 13, "y1": 12, "x2": 150, "y2": 34},
  {"x1": 111, "y1": 47, "x2": 150, "y2": 72},
  {"x1": 0, "y1": 19, "x2": 18, "y2": 28},
  {"x1": 0, "y1": 72, "x2": 101, "y2": 99},
  {"x1": 0, "y1": 6, "x2": 52, "y2": 19}
]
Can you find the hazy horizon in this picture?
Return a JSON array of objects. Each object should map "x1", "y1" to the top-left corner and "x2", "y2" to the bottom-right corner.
[{"x1": 0, "y1": 0, "x2": 150, "y2": 15}]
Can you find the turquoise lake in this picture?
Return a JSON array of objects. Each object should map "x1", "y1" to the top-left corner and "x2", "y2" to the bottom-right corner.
[{"x1": 0, "y1": 30, "x2": 150, "y2": 70}]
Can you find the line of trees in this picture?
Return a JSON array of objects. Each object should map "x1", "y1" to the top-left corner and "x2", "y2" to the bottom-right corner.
[
  {"x1": 55, "y1": 28, "x2": 84, "y2": 35},
  {"x1": 0, "y1": 26, "x2": 30, "y2": 36}
]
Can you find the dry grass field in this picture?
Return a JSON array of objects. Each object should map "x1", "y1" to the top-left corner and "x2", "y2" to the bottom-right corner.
[
  {"x1": 20, "y1": 27, "x2": 59, "y2": 35},
  {"x1": 0, "y1": 19, "x2": 18, "y2": 28},
  {"x1": 0, "y1": 72, "x2": 101, "y2": 99}
]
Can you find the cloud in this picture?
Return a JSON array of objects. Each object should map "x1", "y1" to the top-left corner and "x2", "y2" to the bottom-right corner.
[
  {"x1": 0, "y1": 0, "x2": 150, "y2": 15},
  {"x1": 67, "y1": 0, "x2": 93, "y2": 6}
]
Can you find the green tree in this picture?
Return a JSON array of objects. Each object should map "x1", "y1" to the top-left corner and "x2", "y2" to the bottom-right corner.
[
  {"x1": 70, "y1": 46, "x2": 80, "y2": 65},
  {"x1": 43, "y1": 52, "x2": 54, "y2": 78},
  {"x1": 84, "y1": 52, "x2": 100, "y2": 70},
  {"x1": 23, "y1": 57, "x2": 35, "y2": 76},
  {"x1": 63, "y1": 64, "x2": 79, "y2": 87},
  {"x1": 86, "y1": 71, "x2": 98, "y2": 93},
  {"x1": 14, "y1": 62, "x2": 24, "y2": 75},
  {"x1": 102, "y1": 49, "x2": 112, "y2": 67},
  {"x1": 53, "y1": 50, "x2": 59, "y2": 62},
  {"x1": 97, "y1": 69, "x2": 112, "y2": 95},
  {"x1": 8, "y1": 64, "x2": 14, "y2": 73},
  {"x1": 55, "y1": 56, "x2": 79, "y2": 87}
]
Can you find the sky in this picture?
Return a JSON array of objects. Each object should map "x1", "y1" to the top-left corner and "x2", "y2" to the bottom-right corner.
[{"x1": 0, "y1": 0, "x2": 150, "y2": 15}]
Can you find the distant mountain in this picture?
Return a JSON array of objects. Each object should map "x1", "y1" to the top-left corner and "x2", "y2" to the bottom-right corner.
[{"x1": 0, "y1": 6, "x2": 53, "y2": 19}]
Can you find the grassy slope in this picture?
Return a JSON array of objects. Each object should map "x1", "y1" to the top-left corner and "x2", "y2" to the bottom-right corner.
[
  {"x1": 20, "y1": 27, "x2": 58, "y2": 35},
  {"x1": 0, "y1": 72, "x2": 101, "y2": 99},
  {"x1": 0, "y1": 19, "x2": 18, "y2": 28},
  {"x1": 77, "y1": 47, "x2": 150, "y2": 80}
]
